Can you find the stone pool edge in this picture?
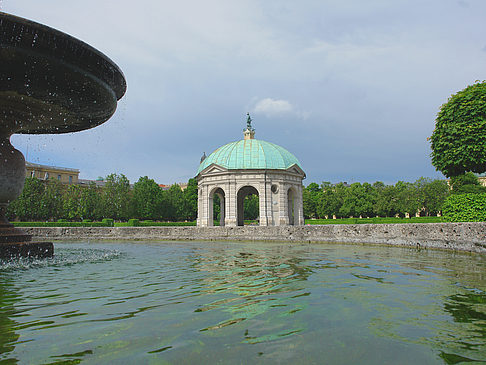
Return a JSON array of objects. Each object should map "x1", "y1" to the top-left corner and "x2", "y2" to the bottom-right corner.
[{"x1": 23, "y1": 222, "x2": 486, "y2": 254}]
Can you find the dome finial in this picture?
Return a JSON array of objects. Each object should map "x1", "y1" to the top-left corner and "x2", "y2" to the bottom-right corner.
[{"x1": 244, "y1": 113, "x2": 255, "y2": 140}]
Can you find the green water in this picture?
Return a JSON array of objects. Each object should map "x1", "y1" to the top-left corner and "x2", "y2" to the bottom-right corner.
[{"x1": 0, "y1": 241, "x2": 485, "y2": 364}]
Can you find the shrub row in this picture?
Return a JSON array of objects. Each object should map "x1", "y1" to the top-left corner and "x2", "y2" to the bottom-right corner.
[
  {"x1": 13, "y1": 214, "x2": 479, "y2": 227},
  {"x1": 13, "y1": 218, "x2": 114, "y2": 228},
  {"x1": 306, "y1": 216, "x2": 443, "y2": 225},
  {"x1": 114, "y1": 220, "x2": 197, "y2": 227}
]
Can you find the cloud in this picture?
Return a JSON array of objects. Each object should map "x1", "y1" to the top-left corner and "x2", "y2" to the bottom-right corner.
[
  {"x1": 253, "y1": 98, "x2": 294, "y2": 117},
  {"x1": 6, "y1": 0, "x2": 486, "y2": 184}
]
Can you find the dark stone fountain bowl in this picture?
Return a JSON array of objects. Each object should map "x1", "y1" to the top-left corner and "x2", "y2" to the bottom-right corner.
[
  {"x1": 0, "y1": 11, "x2": 127, "y2": 135},
  {"x1": 0, "y1": 12, "x2": 127, "y2": 259}
]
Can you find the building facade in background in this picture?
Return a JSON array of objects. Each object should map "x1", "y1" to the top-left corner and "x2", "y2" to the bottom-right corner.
[{"x1": 26, "y1": 162, "x2": 79, "y2": 184}]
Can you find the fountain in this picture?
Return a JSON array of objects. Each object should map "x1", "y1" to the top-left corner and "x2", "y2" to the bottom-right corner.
[{"x1": 0, "y1": 12, "x2": 127, "y2": 259}]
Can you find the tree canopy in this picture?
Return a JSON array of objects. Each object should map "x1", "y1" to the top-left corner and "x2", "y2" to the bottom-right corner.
[
  {"x1": 430, "y1": 81, "x2": 486, "y2": 177},
  {"x1": 7, "y1": 174, "x2": 452, "y2": 223}
]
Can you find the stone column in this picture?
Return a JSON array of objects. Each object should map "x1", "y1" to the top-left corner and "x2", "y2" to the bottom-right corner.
[
  {"x1": 279, "y1": 183, "x2": 289, "y2": 225},
  {"x1": 296, "y1": 184, "x2": 305, "y2": 225},
  {"x1": 196, "y1": 186, "x2": 202, "y2": 226},
  {"x1": 199, "y1": 184, "x2": 211, "y2": 227},
  {"x1": 225, "y1": 180, "x2": 237, "y2": 226},
  {"x1": 259, "y1": 181, "x2": 269, "y2": 226},
  {"x1": 207, "y1": 187, "x2": 214, "y2": 227}
]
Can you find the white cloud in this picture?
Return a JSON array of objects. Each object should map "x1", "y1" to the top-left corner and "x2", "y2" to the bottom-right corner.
[{"x1": 253, "y1": 98, "x2": 294, "y2": 117}]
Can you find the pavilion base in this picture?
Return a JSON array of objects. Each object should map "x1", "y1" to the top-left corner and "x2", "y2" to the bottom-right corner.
[{"x1": 0, "y1": 224, "x2": 54, "y2": 259}]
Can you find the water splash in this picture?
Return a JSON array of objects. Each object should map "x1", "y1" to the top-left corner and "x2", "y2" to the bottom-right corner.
[{"x1": 0, "y1": 247, "x2": 122, "y2": 271}]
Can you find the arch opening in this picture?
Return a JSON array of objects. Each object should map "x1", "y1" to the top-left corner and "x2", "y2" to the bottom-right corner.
[
  {"x1": 209, "y1": 187, "x2": 225, "y2": 226},
  {"x1": 236, "y1": 185, "x2": 259, "y2": 226}
]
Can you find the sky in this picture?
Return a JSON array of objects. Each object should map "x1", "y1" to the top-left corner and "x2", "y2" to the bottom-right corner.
[{"x1": 2, "y1": 0, "x2": 486, "y2": 185}]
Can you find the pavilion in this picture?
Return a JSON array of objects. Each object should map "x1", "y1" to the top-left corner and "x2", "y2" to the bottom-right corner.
[{"x1": 196, "y1": 114, "x2": 306, "y2": 227}]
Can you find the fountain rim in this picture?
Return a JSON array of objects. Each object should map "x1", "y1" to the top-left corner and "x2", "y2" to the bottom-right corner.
[{"x1": 0, "y1": 11, "x2": 127, "y2": 101}]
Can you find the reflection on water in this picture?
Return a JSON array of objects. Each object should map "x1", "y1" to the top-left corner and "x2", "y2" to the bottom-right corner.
[
  {"x1": 0, "y1": 241, "x2": 485, "y2": 364},
  {"x1": 0, "y1": 276, "x2": 20, "y2": 363},
  {"x1": 193, "y1": 247, "x2": 312, "y2": 338}
]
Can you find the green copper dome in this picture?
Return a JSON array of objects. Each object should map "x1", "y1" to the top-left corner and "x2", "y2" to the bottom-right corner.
[{"x1": 197, "y1": 139, "x2": 302, "y2": 174}]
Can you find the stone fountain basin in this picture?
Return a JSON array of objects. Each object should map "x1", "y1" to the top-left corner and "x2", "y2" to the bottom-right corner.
[{"x1": 0, "y1": 12, "x2": 126, "y2": 135}]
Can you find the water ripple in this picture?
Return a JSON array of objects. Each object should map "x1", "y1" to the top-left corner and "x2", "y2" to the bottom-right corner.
[{"x1": 0, "y1": 241, "x2": 485, "y2": 364}]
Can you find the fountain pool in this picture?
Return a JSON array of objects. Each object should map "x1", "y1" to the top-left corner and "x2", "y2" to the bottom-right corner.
[{"x1": 1, "y1": 241, "x2": 485, "y2": 364}]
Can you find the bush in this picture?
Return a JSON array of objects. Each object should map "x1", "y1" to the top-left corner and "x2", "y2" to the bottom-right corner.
[
  {"x1": 442, "y1": 193, "x2": 486, "y2": 222},
  {"x1": 102, "y1": 218, "x2": 114, "y2": 227},
  {"x1": 127, "y1": 219, "x2": 140, "y2": 226}
]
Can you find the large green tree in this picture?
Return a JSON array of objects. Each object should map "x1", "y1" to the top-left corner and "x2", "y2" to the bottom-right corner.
[
  {"x1": 39, "y1": 180, "x2": 64, "y2": 221},
  {"x1": 339, "y1": 182, "x2": 375, "y2": 218},
  {"x1": 430, "y1": 81, "x2": 486, "y2": 177},
  {"x1": 63, "y1": 184, "x2": 83, "y2": 220},
  {"x1": 102, "y1": 173, "x2": 131, "y2": 220},
  {"x1": 79, "y1": 182, "x2": 102, "y2": 221},
  {"x1": 303, "y1": 182, "x2": 321, "y2": 218},
  {"x1": 317, "y1": 182, "x2": 345, "y2": 218},
  {"x1": 166, "y1": 184, "x2": 184, "y2": 221},
  {"x1": 415, "y1": 177, "x2": 450, "y2": 216},
  {"x1": 8, "y1": 177, "x2": 45, "y2": 221},
  {"x1": 183, "y1": 178, "x2": 198, "y2": 221},
  {"x1": 374, "y1": 184, "x2": 399, "y2": 217},
  {"x1": 131, "y1": 176, "x2": 163, "y2": 220}
]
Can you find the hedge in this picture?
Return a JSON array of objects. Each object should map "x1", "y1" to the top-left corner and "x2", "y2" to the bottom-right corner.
[
  {"x1": 305, "y1": 216, "x2": 443, "y2": 225},
  {"x1": 13, "y1": 221, "x2": 112, "y2": 228},
  {"x1": 114, "y1": 220, "x2": 197, "y2": 227},
  {"x1": 442, "y1": 193, "x2": 486, "y2": 222},
  {"x1": 12, "y1": 216, "x2": 453, "y2": 227}
]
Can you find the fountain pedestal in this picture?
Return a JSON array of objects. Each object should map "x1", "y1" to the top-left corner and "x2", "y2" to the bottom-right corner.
[
  {"x1": 0, "y1": 134, "x2": 53, "y2": 259},
  {"x1": 0, "y1": 225, "x2": 54, "y2": 259},
  {"x1": 0, "y1": 12, "x2": 126, "y2": 259}
]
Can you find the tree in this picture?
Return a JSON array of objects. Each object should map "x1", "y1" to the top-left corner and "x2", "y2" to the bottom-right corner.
[
  {"x1": 131, "y1": 176, "x2": 163, "y2": 220},
  {"x1": 450, "y1": 172, "x2": 486, "y2": 194},
  {"x1": 212, "y1": 194, "x2": 221, "y2": 222},
  {"x1": 183, "y1": 178, "x2": 198, "y2": 221},
  {"x1": 430, "y1": 81, "x2": 486, "y2": 177},
  {"x1": 374, "y1": 184, "x2": 399, "y2": 217},
  {"x1": 8, "y1": 177, "x2": 45, "y2": 221},
  {"x1": 339, "y1": 183, "x2": 375, "y2": 218},
  {"x1": 395, "y1": 181, "x2": 420, "y2": 218},
  {"x1": 244, "y1": 194, "x2": 259, "y2": 220},
  {"x1": 41, "y1": 180, "x2": 64, "y2": 221},
  {"x1": 166, "y1": 184, "x2": 184, "y2": 221},
  {"x1": 63, "y1": 184, "x2": 83, "y2": 220},
  {"x1": 303, "y1": 183, "x2": 322, "y2": 218},
  {"x1": 317, "y1": 182, "x2": 345, "y2": 218},
  {"x1": 102, "y1": 173, "x2": 131, "y2": 220},
  {"x1": 421, "y1": 178, "x2": 450, "y2": 215},
  {"x1": 79, "y1": 182, "x2": 102, "y2": 221}
]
